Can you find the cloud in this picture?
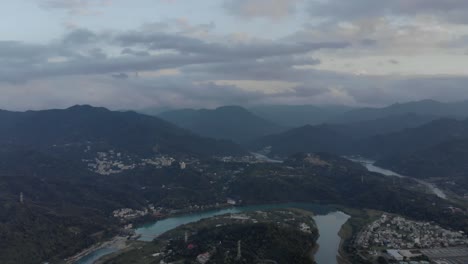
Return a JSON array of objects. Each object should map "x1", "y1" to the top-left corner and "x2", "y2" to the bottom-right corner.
[
  {"x1": 38, "y1": 0, "x2": 112, "y2": 15},
  {"x1": 115, "y1": 31, "x2": 349, "y2": 58},
  {"x1": 62, "y1": 28, "x2": 98, "y2": 45},
  {"x1": 308, "y1": 0, "x2": 468, "y2": 24},
  {"x1": 0, "y1": 25, "x2": 348, "y2": 84},
  {"x1": 2, "y1": 15, "x2": 468, "y2": 111},
  {"x1": 0, "y1": 41, "x2": 59, "y2": 61},
  {"x1": 288, "y1": 16, "x2": 460, "y2": 58},
  {"x1": 115, "y1": 30, "x2": 348, "y2": 58},
  {"x1": 224, "y1": 0, "x2": 303, "y2": 19},
  {"x1": 121, "y1": 48, "x2": 151, "y2": 57},
  {"x1": 111, "y1": 73, "x2": 129, "y2": 79},
  {"x1": 5, "y1": 71, "x2": 468, "y2": 111},
  {"x1": 443, "y1": 34, "x2": 468, "y2": 48}
]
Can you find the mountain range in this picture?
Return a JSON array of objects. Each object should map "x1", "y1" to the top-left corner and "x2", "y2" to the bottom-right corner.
[
  {"x1": 248, "y1": 104, "x2": 353, "y2": 127},
  {"x1": 376, "y1": 139, "x2": 468, "y2": 179},
  {"x1": 0, "y1": 105, "x2": 245, "y2": 158},
  {"x1": 155, "y1": 99, "x2": 468, "y2": 129},
  {"x1": 331, "y1": 99, "x2": 468, "y2": 124},
  {"x1": 251, "y1": 113, "x2": 438, "y2": 157},
  {"x1": 159, "y1": 106, "x2": 286, "y2": 143},
  {"x1": 152, "y1": 100, "x2": 468, "y2": 145}
]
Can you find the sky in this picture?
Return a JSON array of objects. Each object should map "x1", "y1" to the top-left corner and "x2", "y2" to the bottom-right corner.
[{"x1": 2, "y1": 0, "x2": 468, "y2": 110}]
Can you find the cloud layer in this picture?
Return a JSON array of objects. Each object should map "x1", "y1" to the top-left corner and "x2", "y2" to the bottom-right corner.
[{"x1": 1, "y1": 0, "x2": 468, "y2": 110}]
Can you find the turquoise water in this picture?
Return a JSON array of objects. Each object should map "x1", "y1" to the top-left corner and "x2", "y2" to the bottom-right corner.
[
  {"x1": 75, "y1": 247, "x2": 118, "y2": 264},
  {"x1": 77, "y1": 203, "x2": 349, "y2": 264},
  {"x1": 135, "y1": 203, "x2": 349, "y2": 264}
]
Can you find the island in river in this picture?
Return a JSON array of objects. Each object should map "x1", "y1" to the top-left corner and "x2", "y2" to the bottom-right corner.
[{"x1": 102, "y1": 209, "x2": 319, "y2": 264}]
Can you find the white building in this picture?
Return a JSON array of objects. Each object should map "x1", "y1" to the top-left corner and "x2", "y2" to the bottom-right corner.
[{"x1": 387, "y1": 249, "x2": 404, "y2": 261}]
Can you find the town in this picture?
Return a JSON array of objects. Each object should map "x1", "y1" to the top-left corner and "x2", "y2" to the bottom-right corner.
[{"x1": 355, "y1": 214, "x2": 468, "y2": 263}]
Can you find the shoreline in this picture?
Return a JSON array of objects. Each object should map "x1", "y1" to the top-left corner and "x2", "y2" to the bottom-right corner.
[
  {"x1": 70, "y1": 202, "x2": 346, "y2": 264},
  {"x1": 337, "y1": 224, "x2": 352, "y2": 264},
  {"x1": 66, "y1": 236, "x2": 129, "y2": 264},
  {"x1": 335, "y1": 210, "x2": 354, "y2": 264},
  {"x1": 67, "y1": 203, "x2": 238, "y2": 263}
]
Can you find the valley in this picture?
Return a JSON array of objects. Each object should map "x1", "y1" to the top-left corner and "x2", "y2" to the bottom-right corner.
[
  {"x1": 1, "y1": 101, "x2": 468, "y2": 264},
  {"x1": 5, "y1": 2, "x2": 468, "y2": 263}
]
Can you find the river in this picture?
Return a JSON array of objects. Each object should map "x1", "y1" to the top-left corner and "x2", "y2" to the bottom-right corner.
[
  {"x1": 349, "y1": 158, "x2": 447, "y2": 200},
  {"x1": 77, "y1": 203, "x2": 350, "y2": 264},
  {"x1": 75, "y1": 157, "x2": 448, "y2": 264}
]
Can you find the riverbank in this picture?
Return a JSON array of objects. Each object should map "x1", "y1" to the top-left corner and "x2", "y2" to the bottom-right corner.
[
  {"x1": 94, "y1": 241, "x2": 148, "y2": 264},
  {"x1": 97, "y1": 208, "x2": 322, "y2": 264},
  {"x1": 79, "y1": 203, "x2": 349, "y2": 264},
  {"x1": 348, "y1": 157, "x2": 448, "y2": 200},
  {"x1": 337, "y1": 220, "x2": 353, "y2": 264},
  {"x1": 65, "y1": 204, "x2": 260, "y2": 263},
  {"x1": 69, "y1": 203, "x2": 378, "y2": 264},
  {"x1": 70, "y1": 203, "x2": 241, "y2": 263},
  {"x1": 336, "y1": 207, "x2": 384, "y2": 264},
  {"x1": 68, "y1": 236, "x2": 129, "y2": 264}
]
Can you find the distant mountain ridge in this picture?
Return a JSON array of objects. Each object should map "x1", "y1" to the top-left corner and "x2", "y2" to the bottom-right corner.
[
  {"x1": 360, "y1": 118, "x2": 468, "y2": 159},
  {"x1": 249, "y1": 104, "x2": 353, "y2": 127},
  {"x1": 376, "y1": 139, "x2": 468, "y2": 179},
  {"x1": 252, "y1": 113, "x2": 438, "y2": 157},
  {"x1": 332, "y1": 99, "x2": 468, "y2": 123},
  {"x1": 143, "y1": 100, "x2": 468, "y2": 130},
  {"x1": 0, "y1": 105, "x2": 246, "y2": 157},
  {"x1": 159, "y1": 105, "x2": 286, "y2": 143},
  {"x1": 362, "y1": 117, "x2": 468, "y2": 181}
]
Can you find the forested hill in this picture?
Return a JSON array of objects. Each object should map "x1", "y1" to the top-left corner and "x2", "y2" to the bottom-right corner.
[
  {"x1": 159, "y1": 105, "x2": 286, "y2": 143},
  {"x1": 360, "y1": 117, "x2": 468, "y2": 159},
  {"x1": 376, "y1": 139, "x2": 468, "y2": 179},
  {"x1": 0, "y1": 105, "x2": 246, "y2": 157},
  {"x1": 251, "y1": 113, "x2": 436, "y2": 157}
]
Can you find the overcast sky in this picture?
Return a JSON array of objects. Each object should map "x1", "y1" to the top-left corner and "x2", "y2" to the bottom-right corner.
[{"x1": 2, "y1": 0, "x2": 468, "y2": 110}]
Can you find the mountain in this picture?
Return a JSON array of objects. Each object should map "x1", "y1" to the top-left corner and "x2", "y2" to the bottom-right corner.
[
  {"x1": 252, "y1": 113, "x2": 436, "y2": 157},
  {"x1": 332, "y1": 99, "x2": 468, "y2": 124},
  {"x1": 253, "y1": 124, "x2": 349, "y2": 157},
  {"x1": 360, "y1": 118, "x2": 468, "y2": 159},
  {"x1": 376, "y1": 139, "x2": 468, "y2": 179},
  {"x1": 0, "y1": 105, "x2": 246, "y2": 157},
  {"x1": 159, "y1": 106, "x2": 286, "y2": 143},
  {"x1": 137, "y1": 106, "x2": 173, "y2": 116},
  {"x1": 249, "y1": 104, "x2": 353, "y2": 127}
]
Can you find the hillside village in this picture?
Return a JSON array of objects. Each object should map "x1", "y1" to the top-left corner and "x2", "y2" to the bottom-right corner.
[{"x1": 355, "y1": 214, "x2": 468, "y2": 263}]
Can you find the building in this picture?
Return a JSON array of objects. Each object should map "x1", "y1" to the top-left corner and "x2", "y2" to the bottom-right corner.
[
  {"x1": 399, "y1": 250, "x2": 422, "y2": 259},
  {"x1": 196, "y1": 252, "x2": 211, "y2": 264},
  {"x1": 227, "y1": 198, "x2": 237, "y2": 205},
  {"x1": 180, "y1": 162, "x2": 186, "y2": 170},
  {"x1": 161, "y1": 158, "x2": 173, "y2": 167},
  {"x1": 387, "y1": 249, "x2": 404, "y2": 261}
]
